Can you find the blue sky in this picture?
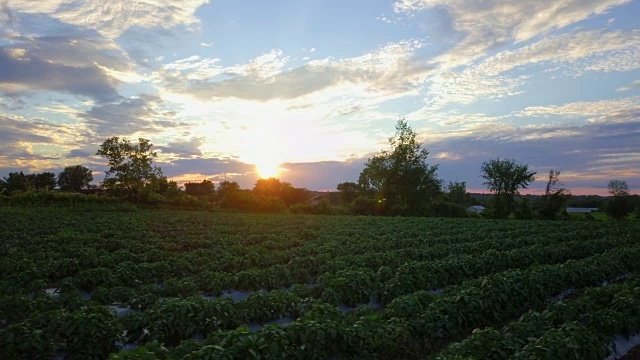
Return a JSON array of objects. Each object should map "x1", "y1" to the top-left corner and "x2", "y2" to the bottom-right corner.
[{"x1": 1, "y1": 0, "x2": 639, "y2": 194}]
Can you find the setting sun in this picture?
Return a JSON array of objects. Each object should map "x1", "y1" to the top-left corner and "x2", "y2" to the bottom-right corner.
[{"x1": 256, "y1": 162, "x2": 282, "y2": 179}]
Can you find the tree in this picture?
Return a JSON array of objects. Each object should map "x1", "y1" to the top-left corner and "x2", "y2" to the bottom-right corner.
[
  {"x1": 336, "y1": 182, "x2": 361, "y2": 205},
  {"x1": 480, "y1": 158, "x2": 536, "y2": 219},
  {"x1": 252, "y1": 178, "x2": 310, "y2": 206},
  {"x1": 96, "y1": 137, "x2": 163, "y2": 193},
  {"x1": 606, "y1": 179, "x2": 631, "y2": 220},
  {"x1": 253, "y1": 178, "x2": 285, "y2": 198},
  {"x1": 537, "y1": 170, "x2": 570, "y2": 220},
  {"x1": 0, "y1": 171, "x2": 57, "y2": 193},
  {"x1": 26, "y1": 172, "x2": 57, "y2": 190},
  {"x1": 185, "y1": 180, "x2": 215, "y2": 197},
  {"x1": 217, "y1": 181, "x2": 240, "y2": 201},
  {"x1": 446, "y1": 181, "x2": 471, "y2": 207},
  {"x1": 0, "y1": 172, "x2": 30, "y2": 193},
  {"x1": 279, "y1": 185, "x2": 311, "y2": 207},
  {"x1": 58, "y1": 165, "x2": 93, "y2": 192},
  {"x1": 607, "y1": 179, "x2": 630, "y2": 197},
  {"x1": 358, "y1": 118, "x2": 441, "y2": 215}
]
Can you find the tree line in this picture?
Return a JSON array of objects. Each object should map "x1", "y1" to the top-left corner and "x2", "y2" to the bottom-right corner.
[{"x1": 1, "y1": 119, "x2": 637, "y2": 219}]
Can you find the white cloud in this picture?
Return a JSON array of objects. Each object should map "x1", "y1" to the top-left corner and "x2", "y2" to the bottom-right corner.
[
  {"x1": 617, "y1": 80, "x2": 640, "y2": 92},
  {"x1": 518, "y1": 96, "x2": 640, "y2": 123},
  {"x1": 475, "y1": 30, "x2": 640, "y2": 76},
  {"x1": 422, "y1": 29, "x2": 640, "y2": 109},
  {"x1": 394, "y1": 0, "x2": 631, "y2": 67},
  {"x1": 6, "y1": 0, "x2": 210, "y2": 38},
  {"x1": 157, "y1": 40, "x2": 431, "y2": 102}
]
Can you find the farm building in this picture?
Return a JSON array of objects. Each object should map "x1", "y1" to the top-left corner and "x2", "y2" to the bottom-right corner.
[
  {"x1": 467, "y1": 205, "x2": 486, "y2": 213},
  {"x1": 566, "y1": 207, "x2": 600, "y2": 213}
]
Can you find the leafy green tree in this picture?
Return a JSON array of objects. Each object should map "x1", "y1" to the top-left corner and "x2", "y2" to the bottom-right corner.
[
  {"x1": 96, "y1": 137, "x2": 163, "y2": 193},
  {"x1": 253, "y1": 178, "x2": 284, "y2": 198},
  {"x1": 536, "y1": 170, "x2": 570, "y2": 220},
  {"x1": 358, "y1": 118, "x2": 441, "y2": 215},
  {"x1": 605, "y1": 179, "x2": 631, "y2": 220},
  {"x1": 253, "y1": 178, "x2": 310, "y2": 206},
  {"x1": 184, "y1": 180, "x2": 215, "y2": 197},
  {"x1": 480, "y1": 158, "x2": 536, "y2": 219},
  {"x1": 336, "y1": 182, "x2": 362, "y2": 205},
  {"x1": 217, "y1": 180, "x2": 240, "y2": 201},
  {"x1": 279, "y1": 185, "x2": 311, "y2": 207},
  {"x1": 147, "y1": 176, "x2": 180, "y2": 197},
  {"x1": 26, "y1": 172, "x2": 57, "y2": 190},
  {"x1": 515, "y1": 198, "x2": 534, "y2": 220},
  {"x1": 57, "y1": 165, "x2": 93, "y2": 192},
  {"x1": 1, "y1": 171, "x2": 30, "y2": 193},
  {"x1": 446, "y1": 181, "x2": 471, "y2": 207}
]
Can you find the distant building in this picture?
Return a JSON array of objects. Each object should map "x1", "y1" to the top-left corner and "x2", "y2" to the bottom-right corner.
[
  {"x1": 467, "y1": 205, "x2": 486, "y2": 213},
  {"x1": 308, "y1": 193, "x2": 330, "y2": 206},
  {"x1": 566, "y1": 207, "x2": 600, "y2": 213}
]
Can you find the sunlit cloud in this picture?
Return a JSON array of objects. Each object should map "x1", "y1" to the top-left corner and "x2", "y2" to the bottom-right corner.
[
  {"x1": 6, "y1": 0, "x2": 210, "y2": 38},
  {"x1": 393, "y1": 0, "x2": 631, "y2": 67}
]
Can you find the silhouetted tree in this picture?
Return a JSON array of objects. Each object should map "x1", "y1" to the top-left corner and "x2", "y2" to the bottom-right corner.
[
  {"x1": 185, "y1": 180, "x2": 215, "y2": 197},
  {"x1": 606, "y1": 179, "x2": 631, "y2": 220},
  {"x1": 147, "y1": 176, "x2": 180, "y2": 197},
  {"x1": 58, "y1": 165, "x2": 93, "y2": 192},
  {"x1": 446, "y1": 181, "x2": 471, "y2": 207},
  {"x1": 358, "y1": 118, "x2": 441, "y2": 215},
  {"x1": 480, "y1": 158, "x2": 536, "y2": 219},
  {"x1": 515, "y1": 198, "x2": 534, "y2": 220},
  {"x1": 26, "y1": 172, "x2": 57, "y2": 191},
  {"x1": 96, "y1": 137, "x2": 162, "y2": 193},
  {"x1": 280, "y1": 185, "x2": 311, "y2": 207},
  {"x1": 336, "y1": 182, "x2": 362, "y2": 205},
  {"x1": 1, "y1": 172, "x2": 30, "y2": 193},
  {"x1": 537, "y1": 170, "x2": 570, "y2": 220},
  {"x1": 253, "y1": 178, "x2": 284, "y2": 198},
  {"x1": 253, "y1": 178, "x2": 310, "y2": 206},
  {"x1": 217, "y1": 181, "x2": 240, "y2": 201}
]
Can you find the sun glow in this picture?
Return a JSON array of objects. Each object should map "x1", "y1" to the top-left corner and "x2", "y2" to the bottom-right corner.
[
  {"x1": 256, "y1": 162, "x2": 282, "y2": 179},
  {"x1": 240, "y1": 127, "x2": 287, "y2": 179}
]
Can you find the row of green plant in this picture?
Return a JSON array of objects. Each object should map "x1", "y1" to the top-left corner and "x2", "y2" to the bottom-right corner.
[
  {"x1": 6, "y1": 209, "x2": 621, "y2": 295},
  {"x1": 434, "y1": 276, "x2": 640, "y2": 359},
  {"x1": 105, "y1": 246, "x2": 640, "y2": 359}
]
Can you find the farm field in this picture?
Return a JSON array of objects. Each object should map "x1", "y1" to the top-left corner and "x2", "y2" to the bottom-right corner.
[{"x1": 1, "y1": 207, "x2": 640, "y2": 359}]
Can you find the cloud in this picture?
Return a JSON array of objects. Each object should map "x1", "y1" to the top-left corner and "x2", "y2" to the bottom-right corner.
[
  {"x1": 425, "y1": 119, "x2": 640, "y2": 192},
  {"x1": 394, "y1": 0, "x2": 631, "y2": 67},
  {"x1": 0, "y1": 35, "x2": 125, "y2": 101},
  {"x1": 0, "y1": 1, "x2": 15, "y2": 25},
  {"x1": 78, "y1": 95, "x2": 183, "y2": 137},
  {"x1": 158, "y1": 157, "x2": 257, "y2": 188},
  {"x1": 158, "y1": 137, "x2": 204, "y2": 158},
  {"x1": 476, "y1": 30, "x2": 640, "y2": 76},
  {"x1": 518, "y1": 96, "x2": 640, "y2": 123},
  {"x1": 6, "y1": 0, "x2": 210, "y2": 38},
  {"x1": 158, "y1": 40, "x2": 433, "y2": 102},
  {"x1": 0, "y1": 112, "x2": 89, "y2": 173},
  {"x1": 0, "y1": 113, "x2": 56, "y2": 148},
  {"x1": 618, "y1": 80, "x2": 640, "y2": 92},
  {"x1": 422, "y1": 29, "x2": 640, "y2": 109},
  {"x1": 279, "y1": 160, "x2": 365, "y2": 190}
]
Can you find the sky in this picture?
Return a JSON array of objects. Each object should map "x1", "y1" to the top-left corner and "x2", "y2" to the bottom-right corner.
[{"x1": 1, "y1": 0, "x2": 639, "y2": 195}]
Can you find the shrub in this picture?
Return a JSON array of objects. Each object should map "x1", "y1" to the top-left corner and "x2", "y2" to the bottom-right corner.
[{"x1": 427, "y1": 201, "x2": 468, "y2": 218}]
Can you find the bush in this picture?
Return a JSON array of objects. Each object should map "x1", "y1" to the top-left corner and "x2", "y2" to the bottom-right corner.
[
  {"x1": 220, "y1": 191, "x2": 286, "y2": 213},
  {"x1": 427, "y1": 201, "x2": 468, "y2": 218},
  {"x1": 350, "y1": 196, "x2": 376, "y2": 216},
  {"x1": 290, "y1": 199, "x2": 349, "y2": 215},
  {"x1": 0, "y1": 191, "x2": 127, "y2": 209}
]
